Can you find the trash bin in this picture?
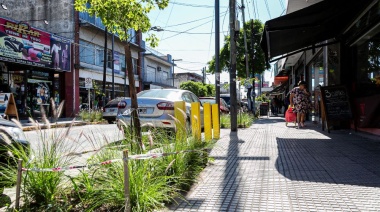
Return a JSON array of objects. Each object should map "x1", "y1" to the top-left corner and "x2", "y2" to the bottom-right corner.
[{"x1": 260, "y1": 103, "x2": 269, "y2": 116}]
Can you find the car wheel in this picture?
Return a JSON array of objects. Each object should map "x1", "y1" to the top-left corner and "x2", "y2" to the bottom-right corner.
[{"x1": 107, "y1": 120, "x2": 114, "y2": 124}]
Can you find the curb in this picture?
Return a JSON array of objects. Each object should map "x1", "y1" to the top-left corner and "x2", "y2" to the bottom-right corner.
[{"x1": 22, "y1": 121, "x2": 88, "y2": 131}]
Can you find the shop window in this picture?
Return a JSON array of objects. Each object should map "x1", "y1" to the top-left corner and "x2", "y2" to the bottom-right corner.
[
  {"x1": 79, "y1": 40, "x2": 95, "y2": 65},
  {"x1": 95, "y1": 47, "x2": 104, "y2": 67},
  {"x1": 356, "y1": 34, "x2": 380, "y2": 96}
]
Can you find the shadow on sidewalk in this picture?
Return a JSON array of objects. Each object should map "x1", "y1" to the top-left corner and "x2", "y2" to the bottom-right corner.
[{"x1": 275, "y1": 136, "x2": 380, "y2": 187}]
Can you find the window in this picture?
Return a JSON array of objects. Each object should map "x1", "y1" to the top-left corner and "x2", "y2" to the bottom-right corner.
[
  {"x1": 182, "y1": 93, "x2": 193, "y2": 103},
  {"x1": 132, "y1": 58, "x2": 138, "y2": 75},
  {"x1": 95, "y1": 47, "x2": 104, "y2": 66},
  {"x1": 79, "y1": 40, "x2": 95, "y2": 65}
]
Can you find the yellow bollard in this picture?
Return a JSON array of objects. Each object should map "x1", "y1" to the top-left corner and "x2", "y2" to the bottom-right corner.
[
  {"x1": 191, "y1": 102, "x2": 201, "y2": 140},
  {"x1": 212, "y1": 104, "x2": 220, "y2": 139},
  {"x1": 174, "y1": 101, "x2": 186, "y2": 140},
  {"x1": 203, "y1": 103, "x2": 212, "y2": 141}
]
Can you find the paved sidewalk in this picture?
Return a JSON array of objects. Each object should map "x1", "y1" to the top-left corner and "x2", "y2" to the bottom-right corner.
[{"x1": 166, "y1": 117, "x2": 380, "y2": 211}]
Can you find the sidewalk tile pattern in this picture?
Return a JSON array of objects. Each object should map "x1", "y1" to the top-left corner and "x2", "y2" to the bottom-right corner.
[{"x1": 166, "y1": 117, "x2": 380, "y2": 211}]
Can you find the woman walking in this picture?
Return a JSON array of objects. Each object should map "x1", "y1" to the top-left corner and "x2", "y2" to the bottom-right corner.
[{"x1": 289, "y1": 81, "x2": 311, "y2": 128}]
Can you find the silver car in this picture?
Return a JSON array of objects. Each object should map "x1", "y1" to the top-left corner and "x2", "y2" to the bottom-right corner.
[
  {"x1": 103, "y1": 97, "x2": 127, "y2": 124},
  {"x1": 116, "y1": 89, "x2": 204, "y2": 131}
]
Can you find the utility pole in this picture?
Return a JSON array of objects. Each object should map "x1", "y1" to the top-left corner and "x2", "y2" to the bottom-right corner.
[
  {"x1": 202, "y1": 67, "x2": 206, "y2": 84},
  {"x1": 215, "y1": 0, "x2": 220, "y2": 118},
  {"x1": 102, "y1": 27, "x2": 108, "y2": 108},
  {"x1": 250, "y1": 20, "x2": 256, "y2": 114},
  {"x1": 111, "y1": 33, "x2": 115, "y2": 99},
  {"x1": 229, "y1": 0, "x2": 238, "y2": 132},
  {"x1": 240, "y1": 0, "x2": 251, "y2": 111}
]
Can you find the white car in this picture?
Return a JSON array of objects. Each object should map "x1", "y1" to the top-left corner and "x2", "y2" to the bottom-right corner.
[{"x1": 116, "y1": 89, "x2": 204, "y2": 132}]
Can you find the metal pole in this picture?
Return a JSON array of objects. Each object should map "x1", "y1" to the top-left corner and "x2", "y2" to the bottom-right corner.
[
  {"x1": 172, "y1": 59, "x2": 175, "y2": 87},
  {"x1": 230, "y1": 0, "x2": 238, "y2": 131},
  {"x1": 112, "y1": 33, "x2": 115, "y2": 99},
  {"x1": 102, "y1": 27, "x2": 108, "y2": 108},
  {"x1": 15, "y1": 159, "x2": 22, "y2": 210},
  {"x1": 123, "y1": 150, "x2": 130, "y2": 212},
  {"x1": 215, "y1": 0, "x2": 220, "y2": 116},
  {"x1": 241, "y1": 0, "x2": 251, "y2": 111}
]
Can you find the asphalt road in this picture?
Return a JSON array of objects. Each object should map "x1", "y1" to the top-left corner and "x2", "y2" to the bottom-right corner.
[{"x1": 24, "y1": 124, "x2": 125, "y2": 166}]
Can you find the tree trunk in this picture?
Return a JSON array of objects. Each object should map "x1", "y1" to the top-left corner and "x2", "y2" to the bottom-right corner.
[{"x1": 125, "y1": 43, "x2": 142, "y2": 151}]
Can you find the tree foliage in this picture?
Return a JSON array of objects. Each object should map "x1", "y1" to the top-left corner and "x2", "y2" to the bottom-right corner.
[
  {"x1": 208, "y1": 19, "x2": 268, "y2": 78},
  {"x1": 180, "y1": 81, "x2": 215, "y2": 97},
  {"x1": 74, "y1": 0, "x2": 169, "y2": 46}
]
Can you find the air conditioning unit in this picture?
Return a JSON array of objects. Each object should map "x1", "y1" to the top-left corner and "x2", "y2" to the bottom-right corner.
[{"x1": 157, "y1": 66, "x2": 162, "y2": 71}]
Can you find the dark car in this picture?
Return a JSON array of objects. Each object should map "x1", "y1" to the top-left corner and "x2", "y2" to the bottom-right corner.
[
  {"x1": 199, "y1": 97, "x2": 230, "y2": 114},
  {"x1": 0, "y1": 118, "x2": 29, "y2": 163}
]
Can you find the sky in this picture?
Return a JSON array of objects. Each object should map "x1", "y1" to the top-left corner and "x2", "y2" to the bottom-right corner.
[{"x1": 144, "y1": 0, "x2": 286, "y2": 84}]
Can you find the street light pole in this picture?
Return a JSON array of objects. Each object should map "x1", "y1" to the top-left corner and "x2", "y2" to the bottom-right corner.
[{"x1": 172, "y1": 59, "x2": 182, "y2": 88}]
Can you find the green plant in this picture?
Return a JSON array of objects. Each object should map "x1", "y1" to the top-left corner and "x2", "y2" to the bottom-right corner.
[
  {"x1": 220, "y1": 114, "x2": 231, "y2": 128},
  {"x1": 69, "y1": 121, "x2": 211, "y2": 212},
  {"x1": 238, "y1": 112, "x2": 255, "y2": 128}
]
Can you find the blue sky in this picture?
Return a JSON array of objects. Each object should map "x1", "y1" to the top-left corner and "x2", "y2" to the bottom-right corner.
[{"x1": 144, "y1": 0, "x2": 286, "y2": 83}]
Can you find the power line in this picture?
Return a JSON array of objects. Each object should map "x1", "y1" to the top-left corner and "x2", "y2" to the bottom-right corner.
[
  {"x1": 278, "y1": 0, "x2": 285, "y2": 10},
  {"x1": 160, "y1": 29, "x2": 228, "y2": 34},
  {"x1": 165, "y1": 11, "x2": 227, "y2": 28},
  {"x1": 160, "y1": 0, "x2": 176, "y2": 40},
  {"x1": 169, "y1": 2, "x2": 228, "y2": 8},
  {"x1": 207, "y1": 6, "x2": 215, "y2": 59},
  {"x1": 246, "y1": 0, "x2": 252, "y2": 20},
  {"x1": 161, "y1": 19, "x2": 213, "y2": 41},
  {"x1": 264, "y1": 0, "x2": 271, "y2": 19}
]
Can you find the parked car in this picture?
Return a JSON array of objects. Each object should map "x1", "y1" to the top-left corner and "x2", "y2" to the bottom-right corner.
[
  {"x1": 103, "y1": 97, "x2": 127, "y2": 124},
  {"x1": 0, "y1": 118, "x2": 29, "y2": 163},
  {"x1": 199, "y1": 97, "x2": 230, "y2": 114},
  {"x1": 116, "y1": 89, "x2": 204, "y2": 132}
]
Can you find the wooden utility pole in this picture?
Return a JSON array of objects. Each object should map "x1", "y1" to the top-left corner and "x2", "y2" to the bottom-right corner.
[
  {"x1": 125, "y1": 43, "x2": 142, "y2": 151},
  {"x1": 240, "y1": 0, "x2": 252, "y2": 112},
  {"x1": 229, "y1": 0, "x2": 238, "y2": 131}
]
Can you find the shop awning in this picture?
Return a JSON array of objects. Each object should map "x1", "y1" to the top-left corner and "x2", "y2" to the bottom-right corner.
[{"x1": 260, "y1": 0, "x2": 372, "y2": 63}]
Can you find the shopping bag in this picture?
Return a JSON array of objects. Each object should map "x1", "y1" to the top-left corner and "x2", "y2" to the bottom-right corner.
[{"x1": 285, "y1": 107, "x2": 297, "y2": 123}]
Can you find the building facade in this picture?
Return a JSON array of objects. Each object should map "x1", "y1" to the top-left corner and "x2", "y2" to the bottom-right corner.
[
  {"x1": 0, "y1": 0, "x2": 146, "y2": 118},
  {"x1": 142, "y1": 47, "x2": 174, "y2": 89},
  {"x1": 263, "y1": 0, "x2": 380, "y2": 134},
  {"x1": 174, "y1": 72, "x2": 203, "y2": 89}
]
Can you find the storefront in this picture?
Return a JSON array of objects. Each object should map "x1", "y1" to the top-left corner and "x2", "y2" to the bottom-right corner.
[
  {"x1": 261, "y1": 0, "x2": 380, "y2": 132},
  {"x1": 0, "y1": 17, "x2": 71, "y2": 119}
]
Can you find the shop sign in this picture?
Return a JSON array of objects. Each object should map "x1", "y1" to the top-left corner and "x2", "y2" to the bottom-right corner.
[
  {"x1": 0, "y1": 17, "x2": 71, "y2": 72},
  {"x1": 114, "y1": 52, "x2": 120, "y2": 74},
  {"x1": 85, "y1": 77, "x2": 93, "y2": 88}
]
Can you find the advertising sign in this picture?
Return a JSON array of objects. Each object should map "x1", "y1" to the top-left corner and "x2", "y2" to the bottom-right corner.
[
  {"x1": 0, "y1": 17, "x2": 71, "y2": 71},
  {"x1": 113, "y1": 52, "x2": 120, "y2": 74}
]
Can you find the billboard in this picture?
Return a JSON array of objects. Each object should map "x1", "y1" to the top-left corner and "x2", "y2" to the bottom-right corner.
[{"x1": 0, "y1": 17, "x2": 71, "y2": 71}]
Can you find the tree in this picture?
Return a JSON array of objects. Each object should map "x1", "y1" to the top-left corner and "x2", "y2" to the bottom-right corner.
[
  {"x1": 74, "y1": 0, "x2": 169, "y2": 152},
  {"x1": 180, "y1": 81, "x2": 214, "y2": 97},
  {"x1": 207, "y1": 19, "x2": 268, "y2": 78},
  {"x1": 74, "y1": 0, "x2": 168, "y2": 46}
]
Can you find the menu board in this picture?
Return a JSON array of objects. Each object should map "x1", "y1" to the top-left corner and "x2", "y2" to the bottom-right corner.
[{"x1": 320, "y1": 85, "x2": 352, "y2": 122}]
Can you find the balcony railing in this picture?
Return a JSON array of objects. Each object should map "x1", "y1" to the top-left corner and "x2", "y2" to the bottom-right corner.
[
  {"x1": 79, "y1": 12, "x2": 138, "y2": 45},
  {"x1": 143, "y1": 69, "x2": 172, "y2": 87}
]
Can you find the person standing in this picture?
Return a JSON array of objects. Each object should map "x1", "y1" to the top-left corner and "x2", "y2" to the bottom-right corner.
[
  {"x1": 61, "y1": 44, "x2": 70, "y2": 70},
  {"x1": 290, "y1": 81, "x2": 311, "y2": 128}
]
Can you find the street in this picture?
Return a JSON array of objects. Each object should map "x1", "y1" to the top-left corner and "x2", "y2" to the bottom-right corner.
[{"x1": 24, "y1": 124, "x2": 124, "y2": 165}]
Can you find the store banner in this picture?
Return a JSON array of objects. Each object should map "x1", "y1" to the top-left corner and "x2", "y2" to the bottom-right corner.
[
  {"x1": 0, "y1": 17, "x2": 71, "y2": 71},
  {"x1": 113, "y1": 52, "x2": 120, "y2": 74}
]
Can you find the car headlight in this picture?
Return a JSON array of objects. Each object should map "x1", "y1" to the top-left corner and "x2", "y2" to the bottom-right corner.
[{"x1": 6, "y1": 127, "x2": 27, "y2": 142}]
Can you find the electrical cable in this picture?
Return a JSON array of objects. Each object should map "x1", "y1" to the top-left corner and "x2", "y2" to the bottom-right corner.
[
  {"x1": 264, "y1": 0, "x2": 271, "y2": 19},
  {"x1": 169, "y1": 2, "x2": 228, "y2": 8},
  {"x1": 160, "y1": 0, "x2": 176, "y2": 40},
  {"x1": 161, "y1": 19, "x2": 213, "y2": 41},
  {"x1": 207, "y1": 6, "x2": 215, "y2": 59}
]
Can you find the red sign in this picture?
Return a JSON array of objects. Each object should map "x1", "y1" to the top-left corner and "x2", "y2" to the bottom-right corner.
[{"x1": 0, "y1": 17, "x2": 71, "y2": 71}]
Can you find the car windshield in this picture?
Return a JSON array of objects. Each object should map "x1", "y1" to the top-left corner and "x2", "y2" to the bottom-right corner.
[
  {"x1": 200, "y1": 99, "x2": 216, "y2": 104},
  {"x1": 221, "y1": 96, "x2": 231, "y2": 106},
  {"x1": 137, "y1": 90, "x2": 179, "y2": 99}
]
